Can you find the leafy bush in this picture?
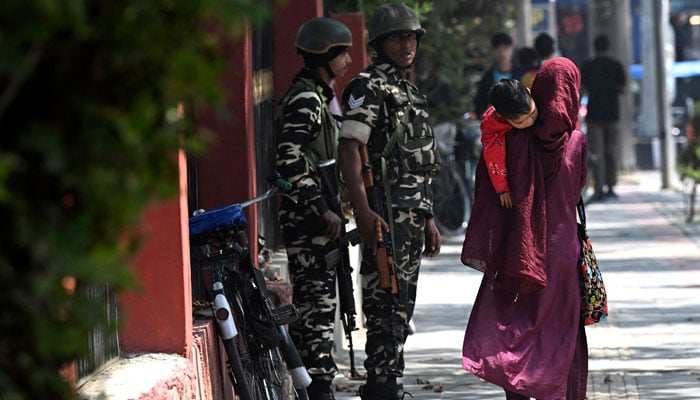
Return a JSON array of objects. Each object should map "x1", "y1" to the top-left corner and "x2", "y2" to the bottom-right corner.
[
  {"x1": 329, "y1": 0, "x2": 517, "y2": 123},
  {"x1": 0, "y1": 1, "x2": 266, "y2": 398}
]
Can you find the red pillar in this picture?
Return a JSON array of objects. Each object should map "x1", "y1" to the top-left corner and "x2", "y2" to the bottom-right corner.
[
  {"x1": 197, "y1": 23, "x2": 258, "y2": 246},
  {"x1": 272, "y1": 4, "x2": 368, "y2": 103},
  {"x1": 273, "y1": 0, "x2": 323, "y2": 101},
  {"x1": 331, "y1": 12, "x2": 369, "y2": 98},
  {"x1": 120, "y1": 150, "x2": 193, "y2": 356}
]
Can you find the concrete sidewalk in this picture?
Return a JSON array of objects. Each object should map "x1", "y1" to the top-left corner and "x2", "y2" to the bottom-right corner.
[{"x1": 332, "y1": 170, "x2": 700, "y2": 399}]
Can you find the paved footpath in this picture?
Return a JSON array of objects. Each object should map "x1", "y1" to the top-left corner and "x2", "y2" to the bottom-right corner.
[{"x1": 332, "y1": 170, "x2": 700, "y2": 399}]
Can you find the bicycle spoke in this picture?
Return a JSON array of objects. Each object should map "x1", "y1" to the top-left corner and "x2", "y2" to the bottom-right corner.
[{"x1": 433, "y1": 159, "x2": 471, "y2": 235}]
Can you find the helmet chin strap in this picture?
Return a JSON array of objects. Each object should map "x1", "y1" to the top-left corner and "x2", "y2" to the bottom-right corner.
[{"x1": 323, "y1": 64, "x2": 335, "y2": 80}]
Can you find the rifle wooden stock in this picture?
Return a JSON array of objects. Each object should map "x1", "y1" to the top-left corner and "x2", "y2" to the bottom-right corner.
[
  {"x1": 375, "y1": 219, "x2": 398, "y2": 294},
  {"x1": 360, "y1": 144, "x2": 398, "y2": 294}
]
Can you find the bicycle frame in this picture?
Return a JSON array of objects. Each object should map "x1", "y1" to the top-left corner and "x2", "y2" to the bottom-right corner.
[{"x1": 189, "y1": 180, "x2": 311, "y2": 399}]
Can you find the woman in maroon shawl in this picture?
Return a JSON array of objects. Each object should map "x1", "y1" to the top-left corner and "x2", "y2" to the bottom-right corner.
[{"x1": 461, "y1": 57, "x2": 589, "y2": 399}]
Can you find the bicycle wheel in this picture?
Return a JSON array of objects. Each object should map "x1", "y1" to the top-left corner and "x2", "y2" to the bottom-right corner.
[
  {"x1": 581, "y1": 167, "x2": 598, "y2": 205},
  {"x1": 582, "y1": 154, "x2": 602, "y2": 205},
  {"x1": 210, "y1": 264, "x2": 255, "y2": 400},
  {"x1": 231, "y1": 283, "x2": 297, "y2": 400},
  {"x1": 217, "y1": 276, "x2": 258, "y2": 400},
  {"x1": 221, "y1": 335, "x2": 255, "y2": 399},
  {"x1": 254, "y1": 347, "x2": 291, "y2": 400},
  {"x1": 276, "y1": 323, "x2": 311, "y2": 399},
  {"x1": 433, "y1": 161, "x2": 471, "y2": 235},
  {"x1": 682, "y1": 175, "x2": 696, "y2": 223},
  {"x1": 251, "y1": 345, "x2": 306, "y2": 400},
  {"x1": 226, "y1": 291, "x2": 276, "y2": 399}
]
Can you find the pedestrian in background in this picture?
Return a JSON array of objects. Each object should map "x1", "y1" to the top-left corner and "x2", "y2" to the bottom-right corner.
[
  {"x1": 338, "y1": 3, "x2": 441, "y2": 399},
  {"x1": 535, "y1": 32, "x2": 557, "y2": 62},
  {"x1": 461, "y1": 58, "x2": 589, "y2": 399},
  {"x1": 275, "y1": 17, "x2": 352, "y2": 400},
  {"x1": 580, "y1": 34, "x2": 626, "y2": 198},
  {"x1": 513, "y1": 47, "x2": 539, "y2": 89},
  {"x1": 474, "y1": 32, "x2": 515, "y2": 118}
]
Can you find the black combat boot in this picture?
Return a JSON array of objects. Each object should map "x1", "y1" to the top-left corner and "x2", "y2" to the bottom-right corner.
[
  {"x1": 307, "y1": 378, "x2": 335, "y2": 400},
  {"x1": 358, "y1": 375, "x2": 408, "y2": 400}
]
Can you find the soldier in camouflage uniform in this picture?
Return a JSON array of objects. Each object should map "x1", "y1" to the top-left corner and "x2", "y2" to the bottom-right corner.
[
  {"x1": 337, "y1": 3, "x2": 442, "y2": 399},
  {"x1": 275, "y1": 17, "x2": 352, "y2": 400}
]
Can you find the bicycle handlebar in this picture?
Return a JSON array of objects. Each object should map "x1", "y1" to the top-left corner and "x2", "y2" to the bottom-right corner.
[
  {"x1": 273, "y1": 177, "x2": 292, "y2": 192},
  {"x1": 190, "y1": 178, "x2": 294, "y2": 241},
  {"x1": 239, "y1": 178, "x2": 294, "y2": 208}
]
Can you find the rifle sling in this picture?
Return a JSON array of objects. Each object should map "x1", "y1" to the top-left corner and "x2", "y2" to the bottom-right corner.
[{"x1": 379, "y1": 81, "x2": 413, "y2": 269}]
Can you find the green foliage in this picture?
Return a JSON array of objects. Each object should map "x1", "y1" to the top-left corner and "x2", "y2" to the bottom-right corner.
[
  {"x1": 0, "y1": 1, "x2": 267, "y2": 398},
  {"x1": 330, "y1": 0, "x2": 517, "y2": 123},
  {"x1": 416, "y1": 0, "x2": 517, "y2": 122}
]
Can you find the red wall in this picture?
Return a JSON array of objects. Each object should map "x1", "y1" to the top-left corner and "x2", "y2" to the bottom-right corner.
[
  {"x1": 120, "y1": 150, "x2": 192, "y2": 356},
  {"x1": 331, "y1": 12, "x2": 369, "y2": 100},
  {"x1": 272, "y1": 0, "x2": 323, "y2": 101},
  {"x1": 197, "y1": 24, "x2": 258, "y2": 246},
  {"x1": 197, "y1": 26, "x2": 256, "y2": 209},
  {"x1": 273, "y1": 5, "x2": 368, "y2": 104},
  {"x1": 115, "y1": 1, "x2": 369, "y2": 362}
]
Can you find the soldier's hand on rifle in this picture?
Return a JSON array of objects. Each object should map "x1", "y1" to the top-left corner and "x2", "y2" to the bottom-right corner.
[
  {"x1": 424, "y1": 217, "x2": 441, "y2": 257},
  {"x1": 356, "y1": 208, "x2": 388, "y2": 252},
  {"x1": 321, "y1": 209, "x2": 342, "y2": 241}
]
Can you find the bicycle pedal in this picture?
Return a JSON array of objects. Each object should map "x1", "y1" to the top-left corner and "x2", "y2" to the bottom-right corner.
[{"x1": 272, "y1": 304, "x2": 299, "y2": 325}]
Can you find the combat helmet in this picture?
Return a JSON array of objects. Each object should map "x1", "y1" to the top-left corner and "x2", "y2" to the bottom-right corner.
[
  {"x1": 368, "y1": 2, "x2": 425, "y2": 46},
  {"x1": 295, "y1": 17, "x2": 353, "y2": 55}
]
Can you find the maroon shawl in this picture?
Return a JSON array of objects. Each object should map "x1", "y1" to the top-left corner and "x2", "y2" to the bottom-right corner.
[{"x1": 461, "y1": 58, "x2": 581, "y2": 294}]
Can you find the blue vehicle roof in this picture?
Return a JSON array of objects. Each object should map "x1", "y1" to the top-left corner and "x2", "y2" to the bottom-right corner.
[{"x1": 630, "y1": 60, "x2": 700, "y2": 79}]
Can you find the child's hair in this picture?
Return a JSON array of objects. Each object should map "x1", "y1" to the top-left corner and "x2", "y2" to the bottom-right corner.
[
  {"x1": 593, "y1": 34, "x2": 610, "y2": 53},
  {"x1": 534, "y1": 33, "x2": 555, "y2": 59},
  {"x1": 517, "y1": 47, "x2": 539, "y2": 68},
  {"x1": 489, "y1": 79, "x2": 532, "y2": 120},
  {"x1": 490, "y1": 32, "x2": 513, "y2": 48}
]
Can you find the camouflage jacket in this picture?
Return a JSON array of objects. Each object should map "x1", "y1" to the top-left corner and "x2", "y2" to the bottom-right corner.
[
  {"x1": 340, "y1": 56, "x2": 438, "y2": 213},
  {"x1": 275, "y1": 69, "x2": 338, "y2": 216}
]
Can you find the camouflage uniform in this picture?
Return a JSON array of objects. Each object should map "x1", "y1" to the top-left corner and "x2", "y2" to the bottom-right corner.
[
  {"x1": 276, "y1": 70, "x2": 339, "y2": 387},
  {"x1": 340, "y1": 54, "x2": 438, "y2": 389}
]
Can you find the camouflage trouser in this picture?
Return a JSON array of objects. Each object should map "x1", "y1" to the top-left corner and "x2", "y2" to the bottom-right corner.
[
  {"x1": 361, "y1": 208, "x2": 426, "y2": 381},
  {"x1": 280, "y1": 208, "x2": 338, "y2": 384}
]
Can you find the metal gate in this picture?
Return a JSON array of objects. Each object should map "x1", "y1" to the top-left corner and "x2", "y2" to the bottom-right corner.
[{"x1": 76, "y1": 284, "x2": 120, "y2": 379}]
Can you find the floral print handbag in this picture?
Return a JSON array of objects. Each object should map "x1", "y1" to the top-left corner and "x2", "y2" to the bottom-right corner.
[{"x1": 577, "y1": 198, "x2": 608, "y2": 325}]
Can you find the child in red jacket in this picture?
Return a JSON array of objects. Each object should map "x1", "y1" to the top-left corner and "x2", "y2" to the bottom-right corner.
[{"x1": 480, "y1": 78, "x2": 539, "y2": 208}]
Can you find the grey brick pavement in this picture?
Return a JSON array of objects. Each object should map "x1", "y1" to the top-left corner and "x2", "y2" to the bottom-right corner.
[{"x1": 331, "y1": 171, "x2": 700, "y2": 399}]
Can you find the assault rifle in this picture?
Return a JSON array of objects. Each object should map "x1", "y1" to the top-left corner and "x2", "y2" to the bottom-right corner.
[
  {"x1": 358, "y1": 146, "x2": 398, "y2": 294},
  {"x1": 316, "y1": 159, "x2": 362, "y2": 379},
  {"x1": 358, "y1": 145, "x2": 402, "y2": 378}
]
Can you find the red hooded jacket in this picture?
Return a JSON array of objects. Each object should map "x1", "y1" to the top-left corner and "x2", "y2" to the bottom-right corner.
[{"x1": 480, "y1": 106, "x2": 512, "y2": 194}]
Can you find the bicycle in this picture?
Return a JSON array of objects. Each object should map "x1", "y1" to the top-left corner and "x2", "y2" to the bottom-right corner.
[
  {"x1": 432, "y1": 121, "x2": 473, "y2": 236},
  {"x1": 678, "y1": 139, "x2": 700, "y2": 223},
  {"x1": 455, "y1": 115, "x2": 482, "y2": 198},
  {"x1": 581, "y1": 154, "x2": 603, "y2": 205},
  {"x1": 189, "y1": 180, "x2": 312, "y2": 400}
]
